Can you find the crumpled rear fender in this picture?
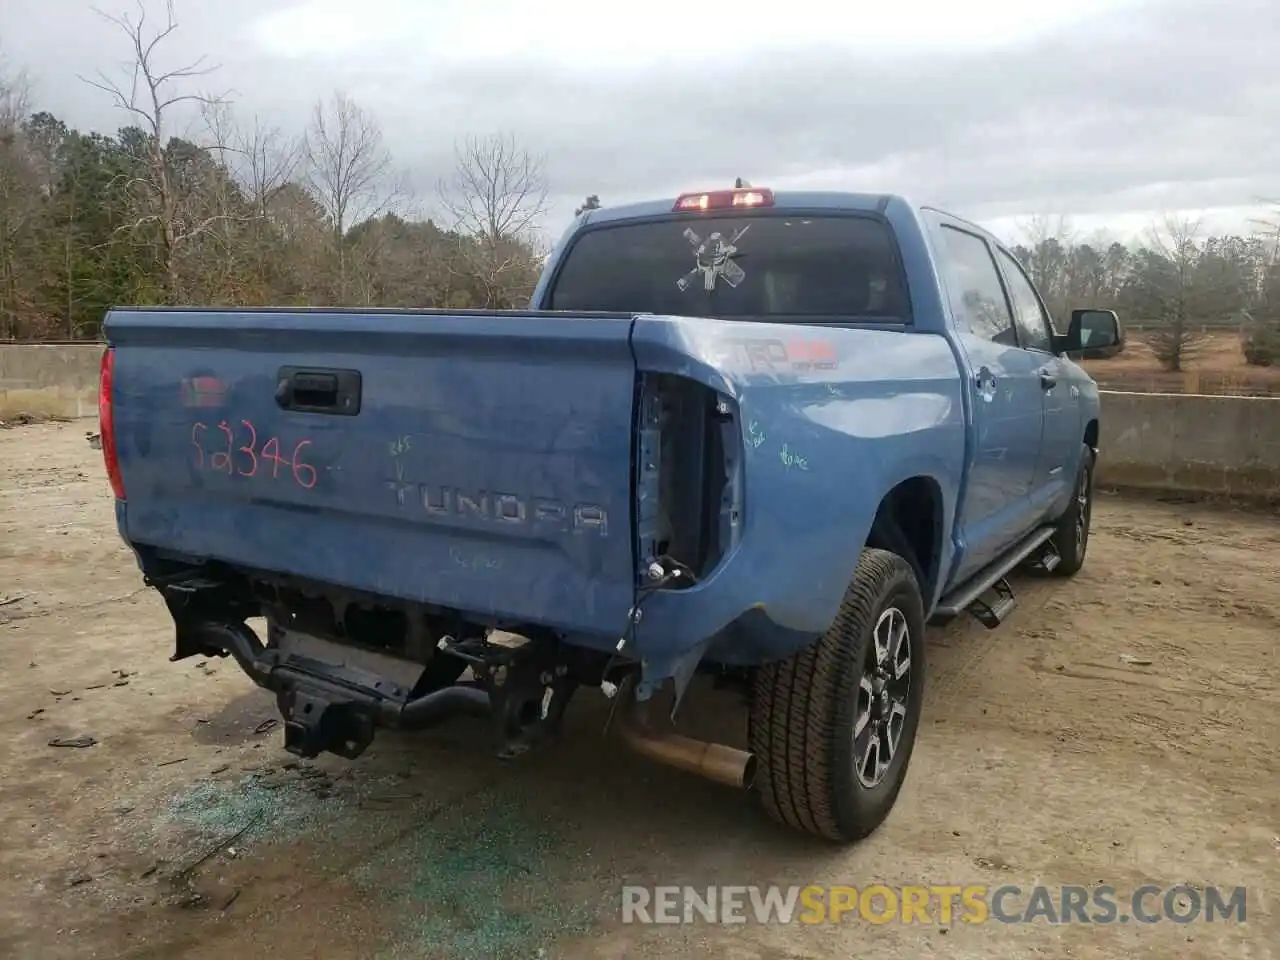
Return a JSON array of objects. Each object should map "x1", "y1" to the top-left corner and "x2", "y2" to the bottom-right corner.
[{"x1": 627, "y1": 315, "x2": 965, "y2": 696}]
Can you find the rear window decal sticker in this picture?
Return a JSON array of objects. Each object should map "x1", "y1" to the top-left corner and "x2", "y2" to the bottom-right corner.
[{"x1": 677, "y1": 224, "x2": 750, "y2": 292}]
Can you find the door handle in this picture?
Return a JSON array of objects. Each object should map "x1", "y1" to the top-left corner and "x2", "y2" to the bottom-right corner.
[
  {"x1": 1039, "y1": 369, "x2": 1057, "y2": 391},
  {"x1": 974, "y1": 366, "x2": 996, "y2": 394},
  {"x1": 275, "y1": 366, "x2": 363, "y2": 415}
]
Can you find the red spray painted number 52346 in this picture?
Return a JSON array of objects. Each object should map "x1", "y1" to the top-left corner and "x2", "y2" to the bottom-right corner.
[{"x1": 190, "y1": 420, "x2": 317, "y2": 490}]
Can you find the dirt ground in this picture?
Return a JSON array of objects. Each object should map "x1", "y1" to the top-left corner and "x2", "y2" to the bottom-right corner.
[
  {"x1": 1, "y1": 422, "x2": 1276, "y2": 960},
  {"x1": 1082, "y1": 331, "x2": 1280, "y2": 396}
]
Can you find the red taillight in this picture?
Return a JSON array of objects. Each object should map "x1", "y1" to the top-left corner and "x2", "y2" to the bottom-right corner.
[
  {"x1": 673, "y1": 187, "x2": 774, "y2": 212},
  {"x1": 99, "y1": 347, "x2": 125, "y2": 501}
]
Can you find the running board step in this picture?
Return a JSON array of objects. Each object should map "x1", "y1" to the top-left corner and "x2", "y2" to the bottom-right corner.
[
  {"x1": 1028, "y1": 539, "x2": 1061, "y2": 573},
  {"x1": 968, "y1": 578, "x2": 1016, "y2": 629},
  {"x1": 931, "y1": 525, "x2": 1057, "y2": 626}
]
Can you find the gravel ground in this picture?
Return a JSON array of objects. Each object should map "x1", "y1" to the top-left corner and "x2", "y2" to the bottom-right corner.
[{"x1": 1, "y1": 421, "x2": 1276, "y2": 959}]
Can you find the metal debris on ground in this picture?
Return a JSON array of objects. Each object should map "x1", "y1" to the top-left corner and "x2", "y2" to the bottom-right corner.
[
  {"x1": 48, "y1": 735, "x2": 97, "y2": 748},
  {"x1": 174, "y1": 813, "x2": 263, "y2": 879},
  {"x1": 0, "y1": 595, "x2": 25, "y2": 607}
]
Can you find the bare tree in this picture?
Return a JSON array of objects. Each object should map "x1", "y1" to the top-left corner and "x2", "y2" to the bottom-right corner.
[
  {"x1": 80, "y1": 0, "x2": 227, "y2": 302},
  {"x1": 193, "y1": 100, "x2": 257, "y2": 302},
  {"x1": 198, "y1": 101, "x2": 304, "y2": 302},
  {"x1": 1138, "y1": 214, "x2": 1210, "y2": 372},
  {"x1": 235, "y1": 116, "x2": 301, "y2": 219},
  {"x1": 1017, "y1": 212, "x2": 1075, "y2": 250},
  {"x1": 1242, "y1": 198, "x2": 1280, "y2": 365},
  {"x1": 304, "y1": 91, "x2": 396, "y2": 299},
  {"x1": 437, "y1": 133, "x2": 548, "y2": 308},
  {"x1": 0, "y1": 63, "x2": 39, "y2": 337},
  {"x1": 1250, "y1": 197, "x2": 1280, "y2": 273},
  {"x1": 439, "y1": 133, "x2": 547, "y2": 243},
  {"x1": 1016, "y1": 213, "x2": 1076, "y2": 317}
]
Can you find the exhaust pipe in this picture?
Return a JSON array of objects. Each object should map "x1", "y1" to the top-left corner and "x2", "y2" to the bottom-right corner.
[
  {"x1": 617, "y1": 693, "x2": 756, "y2": 790},
  {"x1": 400, "y1": 683, "x2": 491, "y2": 728},
  {"x1": 185, "y1": 620, "x2": 268, "y2": 679}
]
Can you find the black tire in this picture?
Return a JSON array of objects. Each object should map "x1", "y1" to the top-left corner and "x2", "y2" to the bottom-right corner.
[
  {"x1": 748, "y1": 549, "x2": 926, "y2": 842},
  {"x1": 1049, "y1": 444, "x2": 1095, "y2": 577}
]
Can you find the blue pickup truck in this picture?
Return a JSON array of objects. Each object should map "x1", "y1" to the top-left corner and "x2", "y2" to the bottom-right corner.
[{"x1": 97, "y1": 185, "x2": 1122, "y2": 842}]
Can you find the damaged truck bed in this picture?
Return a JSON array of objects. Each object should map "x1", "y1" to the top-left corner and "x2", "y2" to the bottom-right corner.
[{"x1": 96, "y1": 185, "x2": 1122, "y2": 842}]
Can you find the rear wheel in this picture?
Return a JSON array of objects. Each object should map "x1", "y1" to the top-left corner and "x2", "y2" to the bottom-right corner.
[
  {"x1": 1049, "y1": 444, "x2": 1094, "y2": 577},
  {"x1": 749, "y1": 549, "x2": 925, "y2": 842}
]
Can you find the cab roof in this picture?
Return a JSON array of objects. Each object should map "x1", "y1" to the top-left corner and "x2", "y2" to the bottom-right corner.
[{"x1": 575, "y1": 190, "x2": 998, "y2": 246}]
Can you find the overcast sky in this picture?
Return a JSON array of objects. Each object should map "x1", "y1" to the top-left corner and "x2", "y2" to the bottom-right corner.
[{"x1": 4, "y1": 0, "x2": 1277, "y2": 245}]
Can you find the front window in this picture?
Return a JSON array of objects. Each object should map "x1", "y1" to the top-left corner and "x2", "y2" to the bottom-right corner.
[{"x1": 547, "y1": 214, "x2": 911, "y2": 321}]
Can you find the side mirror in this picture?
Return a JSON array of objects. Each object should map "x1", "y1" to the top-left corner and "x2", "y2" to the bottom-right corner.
[{"x1": 1056, "y1": 309, "x2": 1123, "y2": 356}]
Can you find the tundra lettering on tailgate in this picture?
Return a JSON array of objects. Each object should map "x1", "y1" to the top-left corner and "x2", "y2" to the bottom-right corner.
[{"x1": 385, "y1": 479, "x2": 608, "y2": 536}]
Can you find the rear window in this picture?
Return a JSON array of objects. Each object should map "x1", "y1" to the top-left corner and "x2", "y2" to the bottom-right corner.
[{"x1": 547, "y1": 214, "x2": 910, "y2": 321}]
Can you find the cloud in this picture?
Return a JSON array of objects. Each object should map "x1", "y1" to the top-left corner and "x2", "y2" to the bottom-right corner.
[
  {"x1": 246, "y1": 0, "x2": 1125, "y2": 63},
  {"x1": 4, "y1": 0, "x2": 1277, "y2": 240}
]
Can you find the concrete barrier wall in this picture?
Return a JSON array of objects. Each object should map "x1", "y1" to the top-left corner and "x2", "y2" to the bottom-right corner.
[
  {"x1": 1096, "y1": 391, "x2": 1280, "y2": 501},
  {"x1": 0, "y1": 343, "x2": 103, "y2": 420},
  {"x1": 3, "y1": 343, "x2": 1280, "y2": 499}
]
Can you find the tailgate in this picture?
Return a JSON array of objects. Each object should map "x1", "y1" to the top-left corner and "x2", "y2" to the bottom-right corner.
[{"x1": 107, "y1": 309, "x2": 638, "y2": 637}]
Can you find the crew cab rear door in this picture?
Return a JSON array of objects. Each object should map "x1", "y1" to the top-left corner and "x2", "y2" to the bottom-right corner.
[{"x1": 931, "y1": 220, "x2": 1045, "y2": 582}]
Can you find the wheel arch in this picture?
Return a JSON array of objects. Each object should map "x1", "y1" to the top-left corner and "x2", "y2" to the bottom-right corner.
[{"x1": 866, "y1": 475, "x2": 944, "y2": 603}]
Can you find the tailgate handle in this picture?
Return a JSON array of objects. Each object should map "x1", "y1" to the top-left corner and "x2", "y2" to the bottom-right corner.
[{"x1": 275, "y1": 367, "x2": 362, "y2": 416}]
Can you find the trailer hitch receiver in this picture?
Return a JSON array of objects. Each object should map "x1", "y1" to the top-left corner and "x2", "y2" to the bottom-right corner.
[{"x1": 277, "y1": 685, "x2": 376, "y2": 759}]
